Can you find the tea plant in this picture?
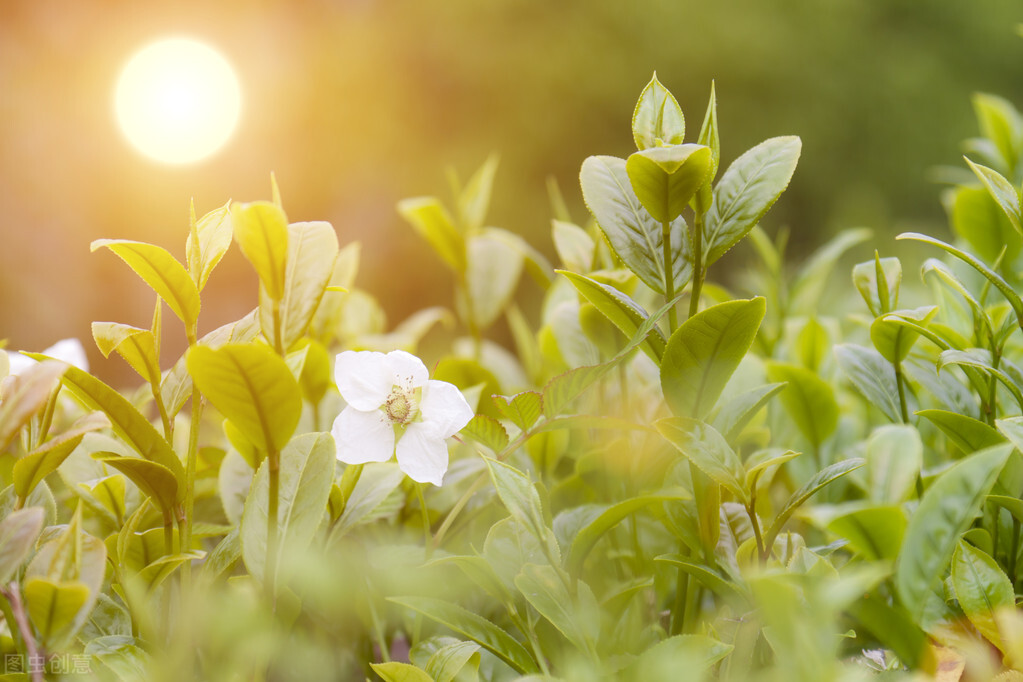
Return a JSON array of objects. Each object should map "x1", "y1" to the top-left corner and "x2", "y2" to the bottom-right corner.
[{"x1": 4, "y1": 71, "x2": 1023, "y2": 682}]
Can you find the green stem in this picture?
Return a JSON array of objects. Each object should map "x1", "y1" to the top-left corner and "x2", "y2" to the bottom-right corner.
[
  {"x1": 266, "y1": 450, "x2": 280, "y2": 607},
  {"x1": 894, "y1": 360, "x2": 909, "y2": 424},
  {"x1": 271, "y1": 300, "x2": 285, "y2": 356},
  {"x1": 662, "y1": 219, "x2": 678, "y2": 332},
  {"x1": 1011, "y1": 517, "x2": 1021, "y2": 587},
  {"x1": 152, "y1": 380, "x2": 174, "y2": 442},
  {"x1": 0, "y1": 583, "x2": 43, "y2": 682},
  {"x1": 689, "y1": 213, "x2": 705, "y2": 320},
  {"x1": 748, "y1": 496, "x2": 767, "y2": 563},
  {"x1": 669, "y1": 555, "x2": 689, "y2": 636},
  {"x1": 415, "y1": 483, "x2": 433, "y2": 560}
]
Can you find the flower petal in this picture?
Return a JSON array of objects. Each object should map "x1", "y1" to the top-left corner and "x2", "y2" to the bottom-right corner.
[
  {"x1": 385, "y1": 350, "x2": 429, "y2": 390},
  {"x1": 6, "y1": 352, "x2": 35, "y2": 378},
  {"x1": 419, "y1": 380, "x2": 474, "y2": 438},
  {"x1": 396, "y1": 422, "x2": 449, "y2": 486},
  {"x1": 331, "y1": 406, "x2": 395, "y2": 464},
  {"x1": 334, "y1": 350, "x2": 392, "y2": 410},
  {"x1": 44, "y1": 338, "x2": 89, "y2": 372}
]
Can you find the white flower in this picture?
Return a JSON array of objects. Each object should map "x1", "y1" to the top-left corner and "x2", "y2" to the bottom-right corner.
[
  {"x1": 6, "y1": 338, "x2": 89, "y2": 377},
  {"x1": 331, "y1": 350, "x2": 473, "y2": 486}
]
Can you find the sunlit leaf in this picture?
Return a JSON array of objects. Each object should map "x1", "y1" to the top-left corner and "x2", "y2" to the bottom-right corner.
[
  {"x1": 896, "y1": 445, "x2": 1011, "y2": 623},
  {"x1": 703, "y1": 136, "x2": 801, "y2": 266},
  {"x1": 661, "y1": 298, "x2": 766, "y2": 419},
  {"x1": 231, "y1": 201, "x2": 289, "y2": 302},
  {"x1": 91, "y1": 239, "x2": 200, "y2": 330},
  {"x1": 632, "y1": 73, "x2": 685, "y2": 150}
]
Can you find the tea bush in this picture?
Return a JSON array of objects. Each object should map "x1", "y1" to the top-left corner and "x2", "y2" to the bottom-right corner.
[{"x1": 5, "y1": 73, "x2": 1023, "y2": 682}]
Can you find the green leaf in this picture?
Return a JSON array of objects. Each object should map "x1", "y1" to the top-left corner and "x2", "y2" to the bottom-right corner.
[
  {"x1": 825, "y1": 504, "x2": 906, "y2": 561},
  {"x1": 703, "y1": 136, "x2": 801, "y2": 266},
  {"x1": 898, "y1": 232, "x2": 1023, "y2": 327},
  {"x1": 91, "y1": 322, "x2": 161, "y2": 384},
  {"x1": 951, "y1": 185, "x2": 1022, "y2": 268},
  {"x1": 965, "y1": 157, "x2": 1022, "y2": 235},
  {"x1": 0, "y1": 507, "x2": 45, "y2": 585},
  {"x1": 96, "y1": 455, "x2": 180, "y2": 513},
  {"x1": 865, "y1": 425, "x2": 923, "y2": 505},
  {"x1": 921, "y1": 409, "x2": 1005, "y2": 454},
  {"x1": 559, "y1": 271, "x2": 666, "y2": 362},
  {"x1": 461, "y1": 415, "x2": 509, "y2": 452},
  {"x1": 398, "y1": 197, "x2": 466, "y2": 273},
  {"x1": 833, "y1": 344, "x2": 902, "y2": 423},
  {"x1": 657, "y1": 418, "x2": 747, "y2": 503},
  {"x1": 579, "y1": 155, "x2": 691, "y2": 295},
  {"x1": 458, "y1": 153, "x2": 500, "y2": 232},
  {"x1": 795, "y1": 318, "x2": 829, "y2": 372},
  {"x1": 852, "y1": 256, "x2": 902, "y2": 317},
  {"x1": 467, "y1": 232, "x2": 524, "y2": 329},
  {"x1": 0, "y1": 360, "x2": 66, "y2": 454},
  {"x1": 951, "y1": 539, "x2": 1014, "y2": 651},
  {"x1": 696, "y1": 81, "x2": 720, "y2": 184},
  {"x1": 515, "y1": 564, "x2": 599, "y2": 652},
  {"x1": 973, "y1": 92, "x2": 1023, "y2": 172},
  {"x1": 186, "y1": 343, "x2": 302, "y2": 454},
  {"x1": 425, "y1": 640, "x2": 481, "y2": 682},
  {"x1": 90, "y1": 239, "x2": 200, "y2": 330},
  {"x1": 23, "y1": 578, "x2": 90, "y2": 648},
  {"x1": 788, "y1": 228, "x2": 873, "y2": 314},
  {"x1": 632, "y1": 73, "x2": 685, "y2": 150},
  {"x1": 542, "y1": 289, "x2": 686, "y2": 416},
  {"x1": 389, "y1": 596, "x2": 539, "y2": 675},
  {"x1": 870, "y1": 306, "x2": 938, "y2": 364},
  {"x1": 655, "y1": 554, "x2": 746, "y2": 600},
  {"x1": 619, "y1": 634, "x2": 732, "y2": 680},
  {"x1": 626, "y1": 144, "x2": 712, "y2": 223},
  {"x1": 765, "y1": 361, "x2": 839, "y2": 447},
  {"x1": 241, "y1": 432, "x2": 334, "y2": 588},
  {"x1": 231, "y1": 201, "x2": 289, "y2": 302},
  {"x1": 763, "y1": 458, "x2": 865, "y2": 551},
  {"x1": 566, "y1": 490, "x2": 689, "y2": 580},
  {"x1": 712, "y1": 382, "x2": 787, "y2": 443},
  {"x1": 492, "y1": 391, "x2": 543, "y2": 432},
  {"x1": 329, "y1": 463, "x2": 405, "y2": 542},
  {"x1": 370, "y1": 662, "x2": 435, "y2": 682},
  {"x1": 938, "y1": 349, "x2": 1023, "y2": 409},
  {"x1": 187, "y1": 199, "x2": 233, "y2": 291},
  {"x1": 28, "y1": 358, "x2": 185, "y2": 484},
  {"x1": 661, "y1": 297, "x2": 766, "y2": 419},
  {"x1": 847, "y1": 593, "x2": 928, "y2": 669},
  {"x1": 14, "y1": 412, "x2": 109, "y2": 499},
  {"x1": 483, "y1": 457, "x2": 548, "y2": 549},
  {"x1": 744, "y1": 449, "x2": 800, "y2": 492},
  {"x1": 133, "y1": 551, "x2": 205, "y2": 596},
  {"x1": 552, "y1": 220, "x2": 594, "y2": 273},
  {"x1": 896, "y1": 445, "x2": 1011, "y2": 623},
  {"x1": 261, "y1": 221, "x2": 339, "y2": 352}
]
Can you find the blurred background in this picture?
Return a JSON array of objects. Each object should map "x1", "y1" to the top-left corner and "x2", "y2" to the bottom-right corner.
[{"x1": 2, "y1": 0, "x2": 1022, "y2": 385}]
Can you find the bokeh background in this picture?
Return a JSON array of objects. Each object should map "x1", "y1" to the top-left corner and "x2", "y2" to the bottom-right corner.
[{"x1": 2, "y1": 0, "x2": 1022, "y2": 385}]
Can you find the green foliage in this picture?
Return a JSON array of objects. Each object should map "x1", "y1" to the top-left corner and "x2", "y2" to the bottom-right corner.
[{"x1": 12, "y1": 67, "x2": 1023, "y2": 681}]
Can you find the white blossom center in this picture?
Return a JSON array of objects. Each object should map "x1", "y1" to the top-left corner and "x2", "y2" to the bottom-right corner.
[{"x1": 384, "y1": 385, "x2": 419, "y2": 425}]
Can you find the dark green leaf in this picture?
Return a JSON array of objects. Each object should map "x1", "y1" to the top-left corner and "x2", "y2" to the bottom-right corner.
[{"x1": 833, "y1": 344, "x2": 901, "y2": 423}]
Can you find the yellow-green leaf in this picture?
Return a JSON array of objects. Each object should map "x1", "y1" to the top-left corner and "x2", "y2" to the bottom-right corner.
[
  {"x1": 231, "y1": 201, "x2": 289, "y2": 302},
  {"x1": 186, "y1": 343, "x2": 301, "y2": 454},
  {"x1": 91, "y1": 321, "x2": 160, "y2": 384},
  {"x1": 90, "y1": 239, "x2": 200, "y2": 330}
]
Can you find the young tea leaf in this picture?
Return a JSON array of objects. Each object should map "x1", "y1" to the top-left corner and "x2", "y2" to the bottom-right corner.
[
  {"x1": 632, "y1": 73, "x2": 685, "y2": 150},
  {"x1": 661, "y1": 297, "x2": 766, "y2": 419},
  {"x1": 951, "y1": 539, "x2": 1014, "y2": 651},
  {"x1": 231, "y1": 201, "x2": 290, "y2": 302},
  {"x1": 703, "y1": 136, "x2": 801, "y2": 266},
  {"x1": 626, "y1": 144, "x2": 712, "y2": 223},
  {"x1": 896, "y1": 445, "x2": 1011, "y2": 623},
  {"x1": 657, "y1": 418, "x2": 748, "y2": 503}
]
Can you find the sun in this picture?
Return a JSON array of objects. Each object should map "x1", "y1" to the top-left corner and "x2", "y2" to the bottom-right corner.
[{"x1": 115, "y1": 37, "x2": 242, "y2": 165}]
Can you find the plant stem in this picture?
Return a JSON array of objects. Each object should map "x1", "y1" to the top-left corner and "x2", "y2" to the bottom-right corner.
[
  {"x1": 1011, "y1": 517, "x2": 1021, "y2": 587},
  {"x1": 266, "y1": 450, "x2": 280, "y2": 608},
  {"x1": 1, "y1": 582, "x2": 43, "y2": 682},
  {"x1": 689, "y1": 213, "x2": 705, "y2": 320},
  {"x1": 894, "y1": 360, "x2": 909, "y2": 423},
  {"x1": 181, "y1": 384, "x2": 202, "y2": 590},
  {"x1": 662, "y1": 219, "x2": 679, "y2": 332},
  {"x1": 152, "y1": 380, "x2": 174, "y2": 442},
  {"x1": 415, "y1": 483, "x2": 433, "y2": 560}
]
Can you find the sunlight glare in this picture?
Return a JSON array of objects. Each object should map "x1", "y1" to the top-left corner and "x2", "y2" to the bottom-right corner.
[{"x1": 115, "y1": 37, "x2": 242, "y2": 165}]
